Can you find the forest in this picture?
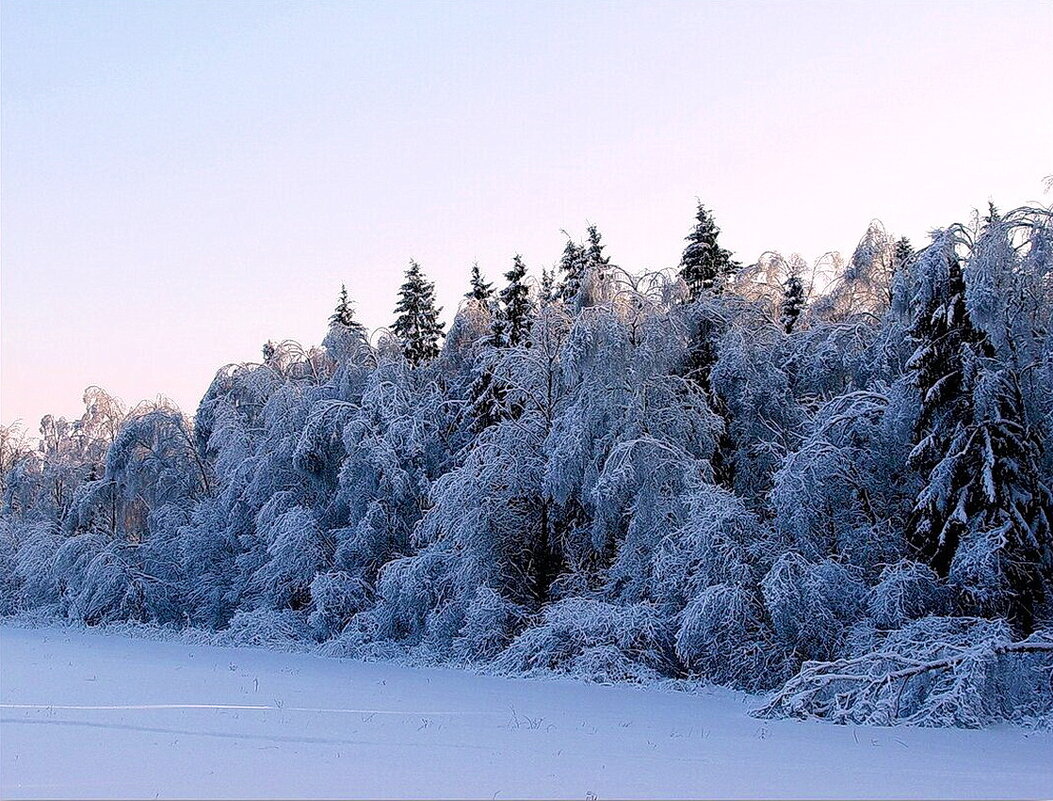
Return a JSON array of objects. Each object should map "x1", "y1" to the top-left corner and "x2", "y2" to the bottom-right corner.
[{"x1": 2, "y1": 201, "x2": 1051, "y2": 729}]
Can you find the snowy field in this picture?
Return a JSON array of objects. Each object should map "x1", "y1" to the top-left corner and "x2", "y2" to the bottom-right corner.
[{"x1": 2, "y1": 624, "x2": 1051, "y2": 800}]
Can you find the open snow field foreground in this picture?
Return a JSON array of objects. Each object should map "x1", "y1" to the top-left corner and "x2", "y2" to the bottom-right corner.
[{"x1": 2, "y1": 625, "x2": 1051, "y2": 800}]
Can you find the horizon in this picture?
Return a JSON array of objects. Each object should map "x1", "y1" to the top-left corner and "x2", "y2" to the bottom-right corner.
[{"x1": 3, "y1": 0, "x2": 1051, "y2": 428}]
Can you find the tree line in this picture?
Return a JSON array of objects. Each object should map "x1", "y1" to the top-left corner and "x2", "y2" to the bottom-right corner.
[{"x1": 2, "y1": 200, "x2": 1051, "y2": 727}]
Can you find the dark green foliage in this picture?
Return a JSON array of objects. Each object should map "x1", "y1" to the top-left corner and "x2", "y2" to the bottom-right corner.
[
  {"x1": 329, "y1": 284, "x2": 367, "y2": 338},
  {"x1": 539, "y1": 268, "x2": 555, "y2": 303},
  {"x1": 680, "y1": 201, "x2": 740, "y2": 300},
  {"x1": 466, "y1": 263, "x2": 494, "y2": 303},
  {"x1": 780, "y1": 275, "x2": 806, "y2": 334},
  {"x1": 392, "y1": 260, "x2": 445, "y2": 366},
  {"x1": 556, "y1": 237, "x2": 587, "y2": 303},
  {"x1": 495, "y1": 255, "x2": 533, "y2": 348},
  {"x1": 584, "y1": 224, "x2": 610, "y2": 271},
  {"x1": 894, "y1": 237, "x2": 914, "y2": 270},
  {"x1": 906, "y1": 239, "x2": 1051, "y2": 633}
]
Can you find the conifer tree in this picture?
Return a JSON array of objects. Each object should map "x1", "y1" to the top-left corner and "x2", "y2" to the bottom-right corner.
[
  {"x1": 907, "y1": 241, "x2": 986, "y2": 567},
  {"x1": 466, "y1": 262, "x2": 494, "y2": 303},
  {"x1": 887, "y1": 237, "x2": 915, "y2": 307},
  {"x1": 467, "y1": 357, "x2": 516, "y2": 432},
  {"x1": 984, "y1": 201, "x2": 1001, "y2": 224},
  {"x1": 680, "y1": 201, "x2": 739, "y2": 392},
  {"x1": 392, "y1": 260, "x2": 445, "y2": 366},
  {"x1": 780, "y1": 275, "x2": 806, "y2": 334},
  {"x1": 680, "y1": 200, "x2": 740, "y2": 300},
  {"x1": 556, "y1": 237, "x2": 587, "y2": 303},
  {"x1": 324, "y1": 284, "x2": 369, "y2": 364},
  {"x1": 906, "y1": 233, "x2": 1050, "y2": 632},
  {"x1": 584, "y1": 224, "x2": 610, "y2": 272},
  {"x1": 470, "y1": 256, "x2": 534, "y2": 431},
  {"x1": 495, "y1": 255, "x2": 533, "y2": 347},
  {"x1": 329, "y1": 284, "x2": 367, "y2": 338},
  {"x1": 893, "y1": 237, "x2": 914, "y2": 270},
  {"x1": 539, "y1": 268, "x2": 555, "y2": 303}
]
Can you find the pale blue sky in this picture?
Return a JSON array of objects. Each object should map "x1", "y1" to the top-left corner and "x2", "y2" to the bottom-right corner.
[{"x1": 2, "y1": 0, "x2": 1051, "y2": 427}]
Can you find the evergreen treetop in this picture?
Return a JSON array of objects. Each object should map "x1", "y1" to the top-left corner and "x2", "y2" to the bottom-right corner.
[
  {"x1": 539, "y1": 267, "x2": 555, "y2": 303},
  {"x1": 680, "y1": 200, "x2": 740, "y2": 300},
  {"x1": 495, "y1": 254, "x2": 533, "y2": 348},
  {"x1": 329, "y1": 284, "x2": 367, "y2": 337},
  {"x1": 556, "y1": 237, "x2": 587, "y2": 303},
  {"x1": 393, "y1": 260, "x2": 445, "y2": 366},
  {"x1": 584, "y1": 224, "x2": 610, "y2": 269},
  {"x1": 906, "y1": 234, "x2": 1050, "y2": 633},
  {"x1": 780, "y1": 275, "x2": 806, "y2": 334},
  {"x1": 467, "y1": 262, "x2": 494, "y2": 303}
]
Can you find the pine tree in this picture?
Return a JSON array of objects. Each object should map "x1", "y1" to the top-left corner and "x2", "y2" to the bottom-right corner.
[
  {"x1": 984, "y1": 201, "x2": 1001, "y2": 224},
  {"x1": 495, "y1": 254, "x2": 533, "y2": 347},
  {"x1": 779, "y1": 275, "x2": 806, "y2": 334},
  {"x1": 466, "y1": 262, "x2": 494, "y2": 303},
  {"x1": 470, "y1": 256, "x2": 534, "y2": 431},
  {"x1": 906, "y1": 234, "x2": 1050, "y2": 633},
  {"x1": 907, "y1": 241, "x2": 986, "y2": 568},
  {"x1": 467, "y1": 362, "x2": 514, "y2": 432},
  {"x1": 887, "y1": 237, "x2": 915, "y2": 307},
  {"x1": 584, "y1": 224, "x2": 610, "y2": 272},
  {"x1": 679, "y1": 201, "x2": 739, "y2": 392},
  {"x1": 329, "y1": 284, "x2": 367, "y2": 338},
  {"x1": 893, "y1": 237, "x2": 914, "y2": 270},
  {"x1": 539, "y1": 268, "x2": 555, "y2": 304},
  {"x1": 324, "y1": 284, "x2": 369, "y2": 364},
  {"x1": 679, "y1": 200, "x2": 740, "y2": 300},
  {"x1": 392, "y1": 260, "x2": 445, "y2": 366},
  {"x1": 556, "y1": 237, "x2": 587, "y2": 303}
]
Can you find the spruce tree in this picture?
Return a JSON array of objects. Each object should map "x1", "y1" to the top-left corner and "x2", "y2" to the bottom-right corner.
[
  {"x1": 392, "y1": 260, "x2": 445, "y2": 366},
  {"x1": 678, "y1": 203, "x2": 739, "y2": 491},
  {"x1": 983, "y1": 201, "x2": 1001, "y2": 224},
  {"x1": 893, "y1": 236, "x2": 914, "y2": 270},
  {"x1": 539, "y1": 267, "x2": 555, "y2": 304},
  {"x1": 470, "y1": 257, "x2": 533, "y2": 431},
  {"x1": 466, "y1": 262, "x2": 494, "y2": 303},
  {"x1": 907, "y1": 242, "x2": 985, "y2": 568},
  {"x1": 556, "y1": 237, "x2": 587, "y2": 303},
  {"x1": 779, "y1": 275, "x2": 806, "y2": 334},
  {"x1": 329, "y1": 284, "x2": 367, "y2": 338},
  {"x1": 888, "y1": 237, "x2": 914, "y2": 306},
  {"x1": 679, "y1": 201, "x2": 740, "y2": 300},
  {"x1": 467, "y1": 361, "x2": 512, "y2": 432},
  {"x1": 584, "y1": 224, "x2": 610, "y2": 271},
  {"x1": 495, "y1": 254, "x2": 533, "y2": 347},
  {"x1": 906, "y1": 234, "x2": 1050, "y2": 632},
  {"x1": 680, "y1": 201, "x2": 739, "y2": 390}
]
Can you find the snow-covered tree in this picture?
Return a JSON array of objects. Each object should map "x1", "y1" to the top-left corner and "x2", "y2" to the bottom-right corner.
[
  {"x1": 679, "y1": 200, "x2": 740, "y2": 299},
  {"x1": 466, "y1": 262, "x2": 494, "y2": 303},
  {"x1": 329, "y1": 284, "x2": 366, "y2": 335},
  {"x1": 495, "y1": 254, "x2": 533, "y2": 348},
  {"x1": 906, "y1": 226, "x2": 1052, "y2": 632},
  {"x1": 392, "y1": 260, "x2": 445, "y2": 366},
  {"x1": 556, "y1": 237, "x2": 587, "y2": 305},
  {"x1": 780, "y1": 274, "x2": 806, "y2": 334},
  {"x1": 3, "y1": 198, "x2": 1050, "y2": 730}
]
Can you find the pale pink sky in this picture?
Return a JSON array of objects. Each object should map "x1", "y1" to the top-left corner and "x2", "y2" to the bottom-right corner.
[{"x1": 3, "y1": 0, "x2": 1051, "y2": 428}]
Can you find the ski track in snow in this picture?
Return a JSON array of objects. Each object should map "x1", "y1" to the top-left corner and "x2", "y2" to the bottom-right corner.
[
  {"x1": 2, "y1": 623, "x2": 1051, "y2": 800},
  {"x1": 1, "y1": 703, "x2": 456, "y2": 714}
]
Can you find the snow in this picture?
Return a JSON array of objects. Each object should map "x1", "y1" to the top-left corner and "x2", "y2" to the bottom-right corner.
[{"x1": 2, "y1": 624, "x2": 1050, "y2": 799}]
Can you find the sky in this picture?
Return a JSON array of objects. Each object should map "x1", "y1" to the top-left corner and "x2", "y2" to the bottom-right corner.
[{"x1": 2, "y1": 0, "x2": 1051, "y2": 429}]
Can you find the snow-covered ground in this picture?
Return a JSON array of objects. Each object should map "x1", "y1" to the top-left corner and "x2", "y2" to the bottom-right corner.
[{"x1": 1, "y1": 624, "x2": 1050, "y2": 799}]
